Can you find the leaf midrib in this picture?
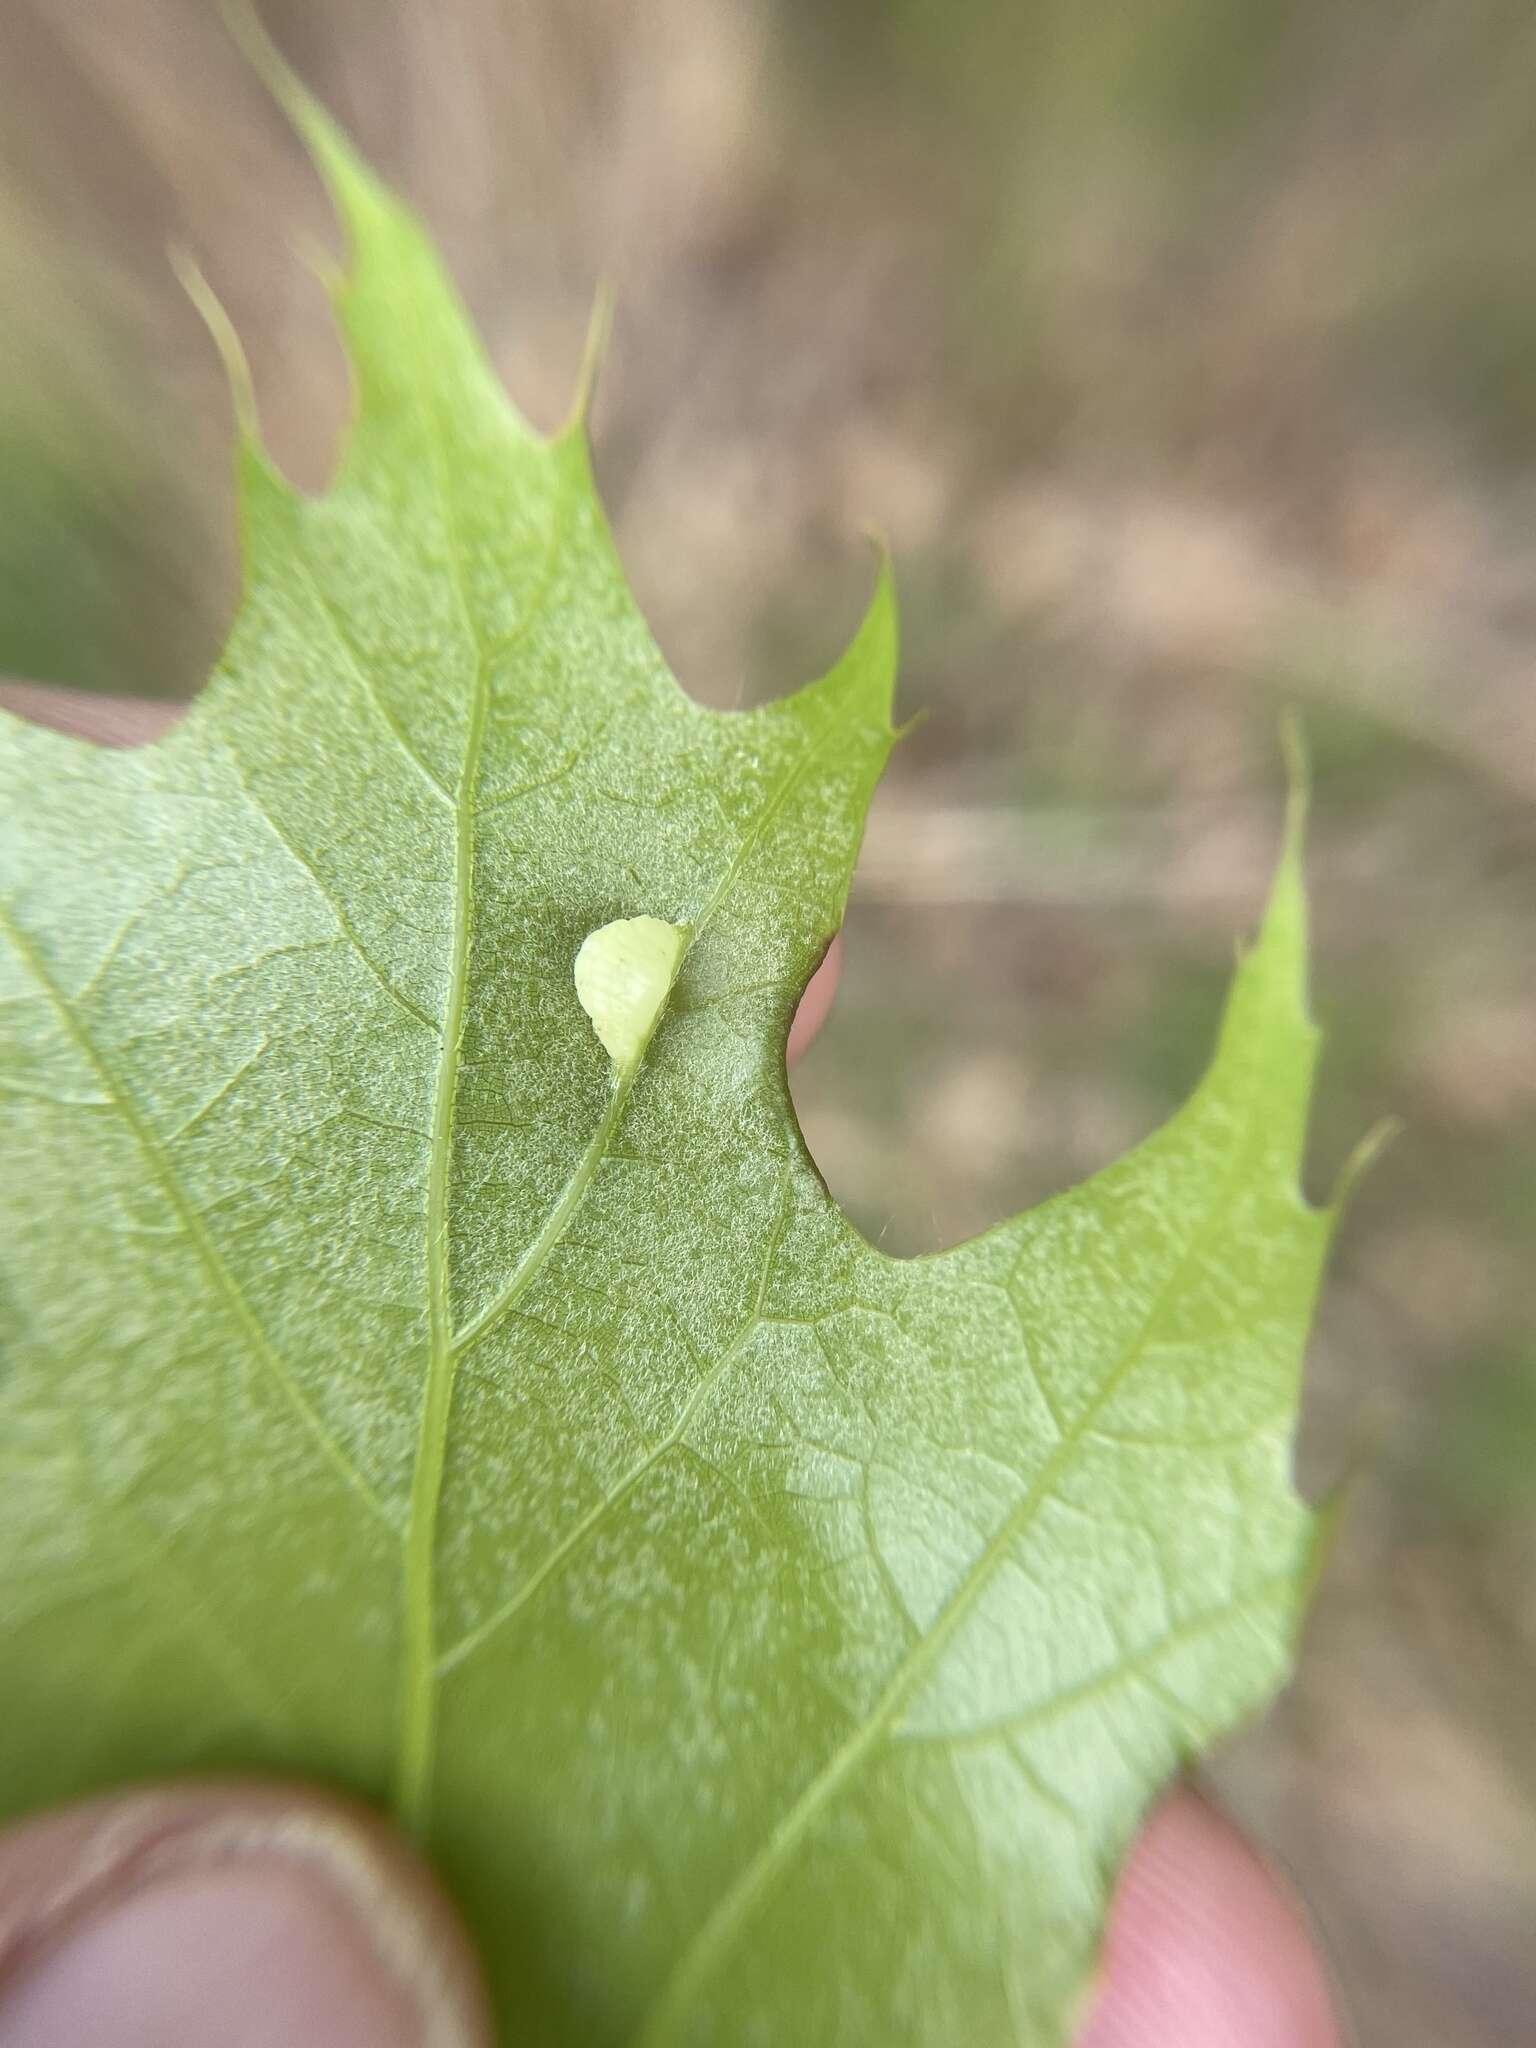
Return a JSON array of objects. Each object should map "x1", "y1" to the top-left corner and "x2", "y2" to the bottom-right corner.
[{"x1": 392, "y1": 389, "x2": 546, "y2": 1831}]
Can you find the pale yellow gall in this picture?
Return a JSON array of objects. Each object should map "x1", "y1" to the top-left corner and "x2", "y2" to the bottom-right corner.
[{"x1": 574, "y1": 915, "x2": 691, "y2": 1074}]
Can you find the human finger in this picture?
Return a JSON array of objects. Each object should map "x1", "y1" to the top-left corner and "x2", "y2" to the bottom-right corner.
[
  {"x1": 0, "y1": 1779, "x2": 490, "y2": 2048},
  {"x1": 1078, "y1": 1788, "x2": 1340, "y2": 2047}
]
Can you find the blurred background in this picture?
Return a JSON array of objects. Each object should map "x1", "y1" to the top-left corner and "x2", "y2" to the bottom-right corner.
[{"x1": 2, "y1": 1, "x2": 1533, "y2": 2038}]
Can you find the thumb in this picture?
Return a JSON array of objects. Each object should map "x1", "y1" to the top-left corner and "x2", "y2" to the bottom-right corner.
[{"x1": 0, "y1": 1781, "x2": 488, "y2": 2048}]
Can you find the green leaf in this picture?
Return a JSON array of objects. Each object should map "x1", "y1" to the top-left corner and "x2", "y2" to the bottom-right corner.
[{"x1": 0, "y1": 78, "x2": 1335, "y2": 2048}]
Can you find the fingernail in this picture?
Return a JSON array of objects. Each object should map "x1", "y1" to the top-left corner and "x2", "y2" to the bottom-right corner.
[{"x1": 0, "y1": 1801, "x2": 478, "y2": 2048}]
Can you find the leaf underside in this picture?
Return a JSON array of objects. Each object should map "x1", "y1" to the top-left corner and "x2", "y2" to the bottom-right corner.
[{"x1": 0, "y1": 72, "x2": 1334, "y2": 2048}]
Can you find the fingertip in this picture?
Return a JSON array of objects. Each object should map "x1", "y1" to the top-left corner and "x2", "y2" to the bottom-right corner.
[
  {"x1": 787, "y1": 933, "x2": 842, "y2": 1066},
  {"x1": 1078, "y1": 1789, "x2": 1340, "y2": 2048},
  {"x1": 0, "y1": 684, "x2": 182, "y2": 748},
  {"x1": 0, "y1": 1780, "x2": 491, "y2": 2048}
]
